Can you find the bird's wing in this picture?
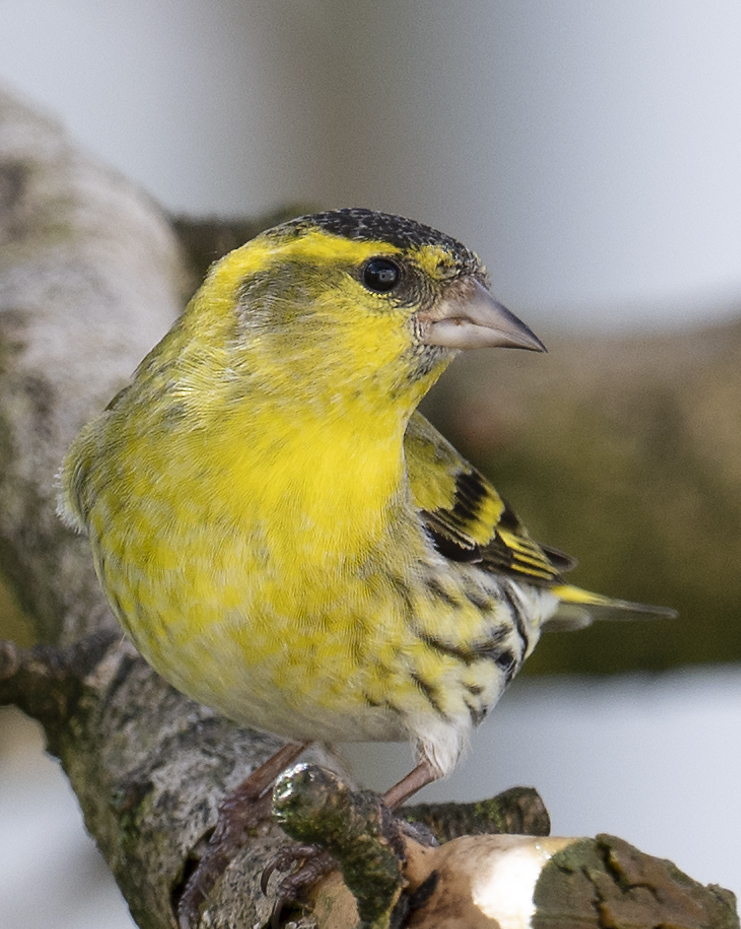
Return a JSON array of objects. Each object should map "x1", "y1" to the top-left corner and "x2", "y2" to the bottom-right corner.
[
  {"x1": 404, "y1": 411, "x2": 573, "y2": 586},
  {"x1": 404, "y1": 411, "x2": 677, "y2": 624}
]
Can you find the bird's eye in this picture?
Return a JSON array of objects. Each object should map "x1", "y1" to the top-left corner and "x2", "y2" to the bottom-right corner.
[{"x1": 362, "y1": 258, "x2": 400, "y2": 293}]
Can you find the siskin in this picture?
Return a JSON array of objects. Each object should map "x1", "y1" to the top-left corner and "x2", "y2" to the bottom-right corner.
[{"x1": 60, "y1": 208, "x2": 674, "y2": 809}]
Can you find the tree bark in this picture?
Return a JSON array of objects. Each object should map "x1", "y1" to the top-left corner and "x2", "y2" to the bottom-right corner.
[{"x1": 0, "y1": 86, "x2": 737, "y2": 929}]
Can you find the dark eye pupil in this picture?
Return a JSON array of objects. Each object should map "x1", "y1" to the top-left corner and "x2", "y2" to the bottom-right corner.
[{"x1": 363, "y1": 258, "x2": 400, "y2": 293}]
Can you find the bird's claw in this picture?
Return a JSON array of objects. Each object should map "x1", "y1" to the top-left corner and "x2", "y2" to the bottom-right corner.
[{"x1": 261, "y1": 844, "x2": 337, "y2": 928}]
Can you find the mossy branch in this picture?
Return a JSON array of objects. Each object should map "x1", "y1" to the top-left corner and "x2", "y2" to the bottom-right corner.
[{"x1": 272, "y1": 763, "x2": 739, "y2": 929}]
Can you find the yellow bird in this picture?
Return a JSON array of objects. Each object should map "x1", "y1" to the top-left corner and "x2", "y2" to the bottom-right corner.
[{"x1": 60, "y1": 208, "x2": 673, "y2": 819}]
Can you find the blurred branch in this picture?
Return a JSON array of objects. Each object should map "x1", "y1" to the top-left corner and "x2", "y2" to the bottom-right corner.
[
  {"x1": 0, "y1": 631, "x2": 116, "y2": 732},
  {"x1": 0, "y1": 85, "x2": 737, "y2": 929}
]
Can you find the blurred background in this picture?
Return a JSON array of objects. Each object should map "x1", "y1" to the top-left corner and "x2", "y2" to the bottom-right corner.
[{"x1": 1, "y1": 1, "x2": 740, "y2": 926}]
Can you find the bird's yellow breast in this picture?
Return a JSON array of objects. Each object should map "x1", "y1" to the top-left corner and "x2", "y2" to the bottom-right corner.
[
  {"x1": 81, "y1": 381, "x2": 425, "y2": 693},
  {"x1": 80, "y1": 399, "x2": 483, "y2": 750}
]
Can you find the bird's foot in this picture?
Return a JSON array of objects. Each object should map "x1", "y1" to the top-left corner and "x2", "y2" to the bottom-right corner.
[
  {"x1": 176, "y1": 790, "x2": 273, "y2": 928},
  {"x1": 174, "y1": 741, "x2": 310, "y2": 929},
  {"x1": 261, "y1": 843, "x2": 337, "y2": 928}
]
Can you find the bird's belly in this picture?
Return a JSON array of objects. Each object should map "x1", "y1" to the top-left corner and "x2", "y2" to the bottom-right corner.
[{"x1": 96, "y1": 531, "x2": 558, "y2": 774}]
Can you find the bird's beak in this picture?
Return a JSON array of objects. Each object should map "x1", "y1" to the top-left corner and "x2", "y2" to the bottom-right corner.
[{"x1": 419, "y1": 279, "x2": 546, "y2": 352}]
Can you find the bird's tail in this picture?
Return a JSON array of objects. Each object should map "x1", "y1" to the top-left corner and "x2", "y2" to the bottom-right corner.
[{"x1": 545, "y1": 583, "x2": 677, "y2": 631}]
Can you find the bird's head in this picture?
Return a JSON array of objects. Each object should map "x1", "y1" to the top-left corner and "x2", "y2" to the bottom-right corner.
[{"x1": 179, "y1": 208, "x2": 545, "y2": 419}]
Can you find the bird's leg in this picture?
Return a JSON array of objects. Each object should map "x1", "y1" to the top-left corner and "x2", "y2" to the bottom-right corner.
[
  {"x1": 263, "y1": 759, "x2": 439, "y2": 924},
  {"x1": 176, "y1": 740, "x2": 310, "y2": 929},
  {"x1": 382, "y1": 758, "x2": 438, "y2": 809},
  {"x1": 217, "y1": 741, "x2": 311, "y2": 818}
]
